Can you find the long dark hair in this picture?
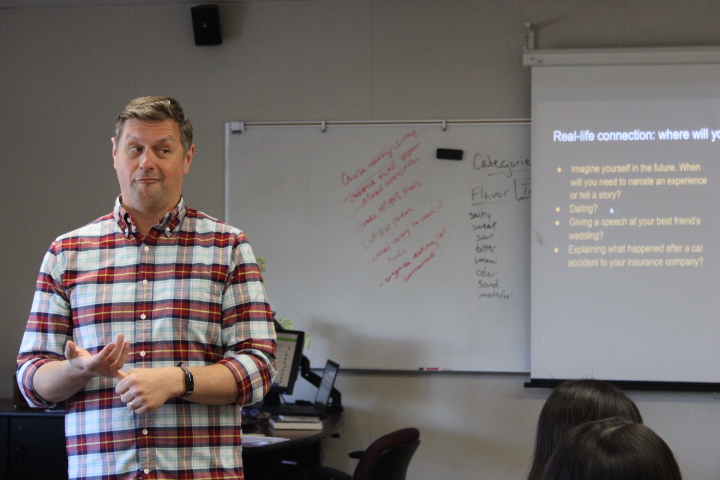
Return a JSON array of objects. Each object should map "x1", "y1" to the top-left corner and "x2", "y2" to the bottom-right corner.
[
  {"x1": 540, "y1": 417, "x2": 682, "y2": 480},
  {"x1": 526, "y1": 379, "x2": 643, "y2": 480}
]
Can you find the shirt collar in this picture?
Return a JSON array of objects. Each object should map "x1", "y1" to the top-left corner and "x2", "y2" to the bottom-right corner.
[{"x1": 114, "y1": 196, "x2": 187, "y2": 238}]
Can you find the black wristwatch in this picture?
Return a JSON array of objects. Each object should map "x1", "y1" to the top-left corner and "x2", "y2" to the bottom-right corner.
[{"x1": 177, "y1": 362, "x2": 194, "y2": 397}]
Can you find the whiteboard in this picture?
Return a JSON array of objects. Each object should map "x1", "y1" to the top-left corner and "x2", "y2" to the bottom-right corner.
[{"x1": 225, "y1": 121, "x2": 530, "y2": 371}]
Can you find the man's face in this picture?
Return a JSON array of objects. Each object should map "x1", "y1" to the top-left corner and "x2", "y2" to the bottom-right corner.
[{"x1": 112, "y1": 118, "x2": 194, "y2": 218}]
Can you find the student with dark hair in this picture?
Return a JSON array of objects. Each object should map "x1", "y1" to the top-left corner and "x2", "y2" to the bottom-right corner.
[
  {"x1": 540, "y1": 417, "x2": 682, "y2": 480},
  {"x1": 526, "y1": 379, "x2": 643, "y2": 480}
]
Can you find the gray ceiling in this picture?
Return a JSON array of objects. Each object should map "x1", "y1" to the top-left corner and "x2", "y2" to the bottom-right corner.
[{"x1": 0, "y1": 0, "x2": 289, "y2": 8}]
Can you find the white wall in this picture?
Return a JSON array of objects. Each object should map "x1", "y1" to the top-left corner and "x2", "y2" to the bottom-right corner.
[{"x1": 2, "y1": 1, "x2": 720, "y2": 478}]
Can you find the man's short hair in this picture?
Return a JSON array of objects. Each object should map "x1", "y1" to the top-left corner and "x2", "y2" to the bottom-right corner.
[{"x1": 115, "y1": 96, "x2": 194, "y2": 154}]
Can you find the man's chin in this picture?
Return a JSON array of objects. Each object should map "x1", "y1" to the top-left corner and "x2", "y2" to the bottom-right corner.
[{"x1": 126, "y1": 191, "x2": 167, "y2": 209}]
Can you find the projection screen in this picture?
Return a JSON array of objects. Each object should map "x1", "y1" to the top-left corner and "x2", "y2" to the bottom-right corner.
[{"x1": 528, "y1": 46, "x2": 720, "y2": 389}]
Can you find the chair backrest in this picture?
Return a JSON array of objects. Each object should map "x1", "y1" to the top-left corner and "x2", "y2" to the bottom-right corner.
[{"x1": 353, "y1": 428, "x2": 421, "y2": 480}]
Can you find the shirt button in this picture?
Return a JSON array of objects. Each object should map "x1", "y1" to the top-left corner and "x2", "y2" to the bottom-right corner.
[
  {"x1": 142, "y1": 428, "x2": 148, "y2": 435},
  {"x1": 140, "y1": 351, "x2": 146, "y2": 357},
  {"x1": 144, "y1": 246, "x2": 150, "y2": 252},
  {"x1": 144, "y1": 468, "x2": 150, "y2": 474},
  {"x1": 140, "y1": 314, "x2": 146, "y2": 320},
  {"x1": 142, "y1": 279, "x2": 148, "y2": 285}
]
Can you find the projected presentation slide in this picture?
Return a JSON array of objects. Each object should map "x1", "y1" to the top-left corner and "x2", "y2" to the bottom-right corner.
[{"x1": 531, "y1": 62, "x2": 720, "y2": 384}]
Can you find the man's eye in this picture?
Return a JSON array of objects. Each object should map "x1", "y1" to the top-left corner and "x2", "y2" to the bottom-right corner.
[{"x1": 129, "y1": 146, "x2": 143, "y2": 153}]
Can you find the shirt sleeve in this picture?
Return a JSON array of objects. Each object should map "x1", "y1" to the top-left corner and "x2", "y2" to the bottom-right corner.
[
  {"x1": 16, "y1": 245, "x2": 72, "y2": 408},
  {"x1": 217, "y1": 233, "x2": 277, "y2": 406}
]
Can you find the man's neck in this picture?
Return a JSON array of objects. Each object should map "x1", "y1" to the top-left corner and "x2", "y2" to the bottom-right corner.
[
  {"x1": 119, "y1": 195, "x2": 182, "y2": 237},
  {"x1": 123, "y1": 205, "x2": 169, "y2": 237},
  {"x1": 131, "y1": 216, "x2": 158, "y2": 237}
]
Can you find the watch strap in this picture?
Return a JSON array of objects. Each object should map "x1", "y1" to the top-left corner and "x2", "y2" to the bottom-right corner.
[{"x1": 177, "y1": 362, "x2": 194, "y2": 397}]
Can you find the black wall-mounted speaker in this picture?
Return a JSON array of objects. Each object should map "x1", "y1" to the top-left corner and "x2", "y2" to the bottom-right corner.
[{"x1": 191, "y1": 4, "x2": 222, "y2": 46}]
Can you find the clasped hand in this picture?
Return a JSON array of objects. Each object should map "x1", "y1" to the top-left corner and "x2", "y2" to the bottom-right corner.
[{"x1": 65, "y1": 333, "x2": 178, "y2": 414}]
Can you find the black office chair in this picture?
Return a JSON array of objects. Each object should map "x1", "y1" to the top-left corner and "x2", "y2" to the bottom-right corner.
[{"x1": 302, "y1": 427, "x2": 421, "y2": 480}]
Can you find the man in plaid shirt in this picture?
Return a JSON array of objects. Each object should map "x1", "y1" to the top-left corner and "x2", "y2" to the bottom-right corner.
[{"x1": 16, "y1": 96, "x2": 277, "y2": 479}]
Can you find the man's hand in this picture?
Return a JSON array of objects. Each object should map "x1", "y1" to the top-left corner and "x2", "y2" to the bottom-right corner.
[
  {"x1": 116, "y1": 367, "x2": 184, "y2": 414},
  {"x1": 32, "y1": 333, "x2": 130, "y2": 404},
  {"x1": 116, "y1": 363, "x2": 240, "y2": 413},
  {"x1": 65, "y1": 333, "x2": 130, "y2": 380}
]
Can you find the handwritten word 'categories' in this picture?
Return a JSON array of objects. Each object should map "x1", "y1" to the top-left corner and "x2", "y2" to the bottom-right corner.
[{"x1": 473, "y1": 153, "x2": 531, "y2": 178}]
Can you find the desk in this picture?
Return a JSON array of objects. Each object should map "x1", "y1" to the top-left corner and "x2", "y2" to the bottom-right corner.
[
  {"x1": 242, "y1": 412, "x2": 343, "y2": 480},
  {"x1": 0, "y1": 398, "x2": 68, "y2": 480},
  {"x1": 0, "y1": 398, "x2": 341, "y2": 480}
]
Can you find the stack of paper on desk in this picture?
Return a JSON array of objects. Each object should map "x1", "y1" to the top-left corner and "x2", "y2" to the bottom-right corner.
[
  {"x1": 269, "y1": 414, "x2": 323, "y2": 430},
  {"x1": 242, "y1": 434, "x2": 289, "y2": 445}
]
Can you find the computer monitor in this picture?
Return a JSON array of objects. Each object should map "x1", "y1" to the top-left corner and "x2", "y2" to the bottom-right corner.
[
  {"x1": 264, "y1": 329, "x2": 305, "y2": 406},
  {"x1": 313, "y1": 359, "x2": 340, "y2": 411}
]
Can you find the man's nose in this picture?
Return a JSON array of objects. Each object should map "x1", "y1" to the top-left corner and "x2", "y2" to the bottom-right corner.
[{"x1": 139, "y1": 150, "x2": 157, "y2": 169}]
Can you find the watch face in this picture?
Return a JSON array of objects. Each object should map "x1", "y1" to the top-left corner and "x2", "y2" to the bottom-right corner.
[
  {"x1": 186, "y1": 371, "x2": 194, "y2": 394},
  {"x1": 179, "y1": 364, "x2": 194, "y2": 397}
]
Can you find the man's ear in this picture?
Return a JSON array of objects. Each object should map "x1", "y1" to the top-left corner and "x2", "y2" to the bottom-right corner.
[
  {"x1": 183, "y1": 144, "x2": 195, "y2": 174},
  {"x1": 111, "y1": 137, "x2": 118, "y2": 169}
]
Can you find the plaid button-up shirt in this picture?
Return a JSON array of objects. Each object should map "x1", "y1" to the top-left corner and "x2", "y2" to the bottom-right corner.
[{"x1": 17, "y1": 197, "x2": 276, "y2": 480}]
